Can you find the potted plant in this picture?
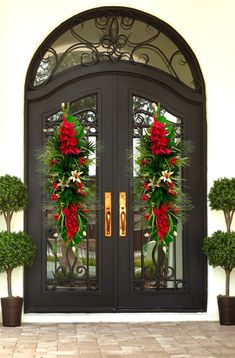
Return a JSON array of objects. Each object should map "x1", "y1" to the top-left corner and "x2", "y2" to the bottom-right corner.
[
  {"x1": 0, "y1": 175, "x2": 36, "y2": 326},
  {"x1": 203, "y1": 177, "x2": 235, "y2": 325}
]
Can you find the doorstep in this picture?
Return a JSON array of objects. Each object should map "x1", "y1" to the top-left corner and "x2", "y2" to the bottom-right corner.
[{"x1": 22, "y1": 312, "x2": 212, "y2": 323}]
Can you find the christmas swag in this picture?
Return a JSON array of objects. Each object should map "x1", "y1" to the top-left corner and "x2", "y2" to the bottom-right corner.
[
  {"x1": 135, "y1": 104, "x2": 189, "y2": 246},
  {"x1": 41, "y1": 103, "x2": 96, "y2": 246}
]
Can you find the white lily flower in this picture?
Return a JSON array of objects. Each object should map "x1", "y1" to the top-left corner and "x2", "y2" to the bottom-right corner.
[
  {"x1": 68, "y1": 170, "x2": 83, "y2": 183},
  {"x1": 158, "y1": 170, "x2": 174, "y2": 183}
]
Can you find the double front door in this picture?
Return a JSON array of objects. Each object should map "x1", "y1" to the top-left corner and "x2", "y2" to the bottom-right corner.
[{"x1": 26, "y1": 71, "x2": 206, "y2": 312}]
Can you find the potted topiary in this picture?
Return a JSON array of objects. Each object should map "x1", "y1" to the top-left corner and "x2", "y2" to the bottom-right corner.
[
  {"x1": 0, "y1": 175, "x2": 36, "y2": 326},
  {"x1": 203, "y1": 177, "x2": 235, "y2": 325}
]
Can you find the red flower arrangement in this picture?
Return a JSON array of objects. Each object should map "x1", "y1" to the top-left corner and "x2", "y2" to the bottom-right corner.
[
  {"x1": 62, "y1": 203, "x2": 79, "y2": 242},
  {"x1": 153, "y1": 204, "x2": 169, "y2": 242},
  {"x1": 149, "y1": 119, "x2": 171, "y2": 155},
  {"x1": 135, "y1": 103, "x2": 189, "y2": 246},
  {"x1": 40, "y1": 103, "x2": 96, "y2": 246},
  {"x1": 59, "y1": 117, "x2": 80, "y2": 155}
]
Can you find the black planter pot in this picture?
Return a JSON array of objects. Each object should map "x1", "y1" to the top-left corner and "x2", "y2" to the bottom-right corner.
[
  {"x1": 1, "y1": 297, "x2": 23, "y2": 327},
  {"x1": 217, "y1": 295, "x2": 235, "y2": 325}
]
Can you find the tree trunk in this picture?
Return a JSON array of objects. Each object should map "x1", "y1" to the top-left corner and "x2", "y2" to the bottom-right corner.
[
  {"x1": 6, "y1": 268, "x2": 13, "y2": 298},
  {"x1": 225, "y1": 268, "x2": 231, "y2": 296},
  {"x1": 223, "y1": 210, "x2": 234, "y2": 234},
  {"x1": 224, "y1": 211, "x2": 230, "y2": 233},
  {"x1": 4, "y1": 211, "x2": 12, "y2": 233}
]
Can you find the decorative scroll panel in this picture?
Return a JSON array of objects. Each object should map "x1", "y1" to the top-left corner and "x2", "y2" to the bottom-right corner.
[{"x1": 31, "y1": 10, "x2": 199, "y2": 90}]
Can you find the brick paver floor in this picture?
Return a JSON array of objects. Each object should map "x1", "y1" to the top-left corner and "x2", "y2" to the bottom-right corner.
[{"x1": 0, "y1": 321, "x2": 235, "y2": 357}]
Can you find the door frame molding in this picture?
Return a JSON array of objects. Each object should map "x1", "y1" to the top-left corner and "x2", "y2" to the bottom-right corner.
[{"x1": 24, "y1": 7, "x2": 207, "y2": 313}]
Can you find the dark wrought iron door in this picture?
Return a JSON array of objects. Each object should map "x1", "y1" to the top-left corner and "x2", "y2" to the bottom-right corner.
[
  {"x1": 115, "y1": 75, "x2": 206, "y2": 311},
  {"x1": 25, "y1": 71, "x2": 206, "y2": 312}
]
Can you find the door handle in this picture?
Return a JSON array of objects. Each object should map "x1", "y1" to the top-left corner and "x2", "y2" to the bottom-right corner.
[
  {"x1": 120, "y1": 211, "x2": 126, "y2": 235},
  {"x1": 106, "y1": 210, "x2": 111, "y2": 235},
  {"x1": 104, "y1": 192, "x2": 112, "y2": 237},
  {"x1": 119, "y1": 192, "x2": 127, "y2": 237}
]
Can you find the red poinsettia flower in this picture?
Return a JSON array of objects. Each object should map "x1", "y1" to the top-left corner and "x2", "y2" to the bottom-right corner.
[
  {"x1": 82, "y1": 208, "x2": 88, "y2": 213},
  {"x1": 141, "y1": 159, "x2": 147, "y2": 166},
  {"x1": 50, "y1": 159, "x2": 56, "y2": 166}
]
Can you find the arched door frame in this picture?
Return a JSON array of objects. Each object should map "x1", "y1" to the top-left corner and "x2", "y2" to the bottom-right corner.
[{"x1": 24, "y1": 7, "x2": 207, "y2": 313}]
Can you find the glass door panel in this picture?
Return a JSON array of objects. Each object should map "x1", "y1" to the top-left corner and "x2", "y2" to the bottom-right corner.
[
  {"x1": 132, "y1": 95, "x2": 184, "y2": 290},
  {"x1": 45, "y1": 95, "x2": 99, "y2": 290}
]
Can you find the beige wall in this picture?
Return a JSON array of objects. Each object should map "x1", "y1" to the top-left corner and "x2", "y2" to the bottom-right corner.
[{"x1": 0, "y1": 0, "x2": 235, "y2": 322}]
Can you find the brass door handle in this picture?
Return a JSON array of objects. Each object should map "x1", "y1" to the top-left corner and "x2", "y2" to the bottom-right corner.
[
  {"x1": 120, "y1": 210, "x2": 126, "y2": 235},
  {"x1": 106, "y1": 210, "x2": 111, "y2": 235},
  {"x1": 119, "y1": 192, "x2": 126, "y2": 237},
  {"x1": 104, "y1": 192, "x2": 112, "y2": 237}
]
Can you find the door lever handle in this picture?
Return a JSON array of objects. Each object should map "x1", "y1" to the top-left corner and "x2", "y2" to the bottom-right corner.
[
  {"x1": 104, "y1": 192, "x2": 112, "y2": 237},
  {"x1": 106, "y1": 210, "x2": 111, "y2": 235},
  {"x1": 120, "y1": 210, "x2": 126, "y2": 236},
  {"x1": 119, "y1": 192, "x2": 127, "y2": 237}
]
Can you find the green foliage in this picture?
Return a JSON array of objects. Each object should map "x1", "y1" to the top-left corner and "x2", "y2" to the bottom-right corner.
[
  {"x1": 202, "y1": 231, "x2": 235, "y2": 270},
  {"x1": 208, "y1": 177, "x2": 235, "y2": 212},
  {"x1": 0, "y1": 175, "x2": 28, "y2": 213},
  {"x1": 135, "y1": 105, "x2": 190, "y2": 246},
  {"x1": 134, "y1": 259, "x2": 156, "y2": 279},
  {"x1": 80, "y1": 257, "x2": 96, "y2": 266},
  {"x1": 40, "y1": 103, "x2": 96, "y2": 246},
  {"x1": 0, "y1": 231, "x2": 36, "y2": 272}
]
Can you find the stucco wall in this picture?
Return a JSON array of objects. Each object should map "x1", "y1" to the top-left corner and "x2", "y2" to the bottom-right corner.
[{"x1": 0, "y1": 0, "x2": 235, "y2": 322}]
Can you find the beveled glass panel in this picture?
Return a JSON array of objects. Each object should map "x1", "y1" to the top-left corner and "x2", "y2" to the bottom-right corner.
[{"x1": 132, "y1": 95, "x2": 184, "y2": 290}]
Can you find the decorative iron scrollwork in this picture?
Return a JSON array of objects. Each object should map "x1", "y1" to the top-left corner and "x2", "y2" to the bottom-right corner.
[
  {"x1": 30, "y1": 9, "x2": 200, "y2": 90},
  {"x1": 45, "y1": 95, "x2": 98, "y2": 291},
  {"x1": 43, "y1": 96, "x2": 98, "y2": 137},
  {"x1": 132, "y1": 96, "x2": 185, "y2": 291},
  {"x1": 133, "y1": 241, "x2": 185, "y2": 291},
  {"x1": 132, "y1": 96, "x2": 183, "y2": 138}
]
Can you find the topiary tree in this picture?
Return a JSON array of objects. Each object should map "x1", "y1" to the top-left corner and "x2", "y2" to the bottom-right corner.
[
  {"x1": 208, "y1": 177, "x2": 235, "y2": 233},
  {"x1": 0, "y1": 175, "x2": 28, "y2": 233},
  {"x1": 0, "y1": 231, "x2": 36, "y2": 298},
  {"x1": 203, "y1": 231, "x2": 235, "y2": 296}
]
